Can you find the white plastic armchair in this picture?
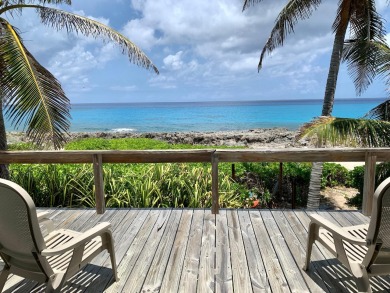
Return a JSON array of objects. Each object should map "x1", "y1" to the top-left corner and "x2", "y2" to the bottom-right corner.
[
  {"x1": 304, "y1": 177, "x2": 390, "y2": 293},
  {"x1": 0, "y1": 179, "x2": 118, "y2": 293}
]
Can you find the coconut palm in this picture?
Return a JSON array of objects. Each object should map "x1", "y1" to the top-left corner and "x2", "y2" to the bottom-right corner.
[
  {"x1": 0, "y1": 0, "x2": 158, "y2": 178},
  {"x1": 299, "y1": 38, "x2": 390, "y2": 148},
  {"x1": 243, "y1": 0, "x2": 388, "y2": 208}
]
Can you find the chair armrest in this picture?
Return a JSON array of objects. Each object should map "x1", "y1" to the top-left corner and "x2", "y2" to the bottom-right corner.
[
  {"x1": 41, "y1": 222, "x2": 112, "y2": 256},
  {"x1": 309, "y1": 214, "x2": 367, "y2": 246},
  {"x1": 37, "y1": 212, "x2": 50, "y2": 221},
  {"x1": 37, "y1": 212, "x2": 54, "y2": 235}
]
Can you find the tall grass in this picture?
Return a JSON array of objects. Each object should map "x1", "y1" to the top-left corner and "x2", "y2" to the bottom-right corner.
[{"x1": 9, "y1": 163, "x2": 245, "y2": 208}]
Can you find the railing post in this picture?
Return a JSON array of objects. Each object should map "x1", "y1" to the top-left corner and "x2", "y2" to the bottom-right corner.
[
  {"x1": 93, "y1": 154, "x2": 105, "y2": 214},
  {"x1": 362, "y1": 152, "x2": 376, "y2": 216},
  {"x1": 212, "y1": 153, "x2": 219, "y2": 214}
]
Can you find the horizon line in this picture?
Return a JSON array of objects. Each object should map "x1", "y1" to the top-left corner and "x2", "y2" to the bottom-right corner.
[{"x1": 70, "y1": 97, "x2": 387, "y2": 105}]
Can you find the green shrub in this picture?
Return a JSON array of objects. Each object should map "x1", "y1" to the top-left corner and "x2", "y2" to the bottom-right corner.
[
  {"x1": 347, "y1": 163, "x2": 390, "y2": 208},
  {"x1": 321, "y1": 163, "x2": 349, "y2": 188},
  {"x1": 237, "y1": 162, "x2": 312, "y2": 207}
]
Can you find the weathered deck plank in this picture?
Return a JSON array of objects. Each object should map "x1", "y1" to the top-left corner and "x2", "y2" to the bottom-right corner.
[
  {"x1": 215, "y1": 210, "x2": 233, "y2": 292},
  {"x1": 177, "y1": 209, "x2": 204, "y2": 293},
  {"x1": 226, "y1": 209, "x2": 252, "y2": 292},
  {"x1": 249, "y1": 210, "x2": 290, "y2": 293},
  {"x1": 272, "y1": 210, "x2": 330, "y2": 293},
  {"x1": 3, "y1": 209, "x2": 390, "y2": 293},
  {"x1": 237, "y1": 210, "x2": 270, "y2": 292},
  {"x1": 197, "y1": 210, "x2": 216, "y2": 292},
  {"x1": 261, "y1": 210, "x2": 309, "y2": 292},
  {"x1": 141, "y1": 209, "x2": 183, "y2": 292},
  {"x1": 121, "y1": 209, "x2": 172, "y2": 292},
  {"x1": 157, "y1": 209, "x2": 191, "y2": 293}
]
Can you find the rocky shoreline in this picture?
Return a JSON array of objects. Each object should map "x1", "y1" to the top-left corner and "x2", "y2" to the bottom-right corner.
[
  {"x1": 6, "y1": 128, "x2": 309, "y2": 148},
  {"x1": 73, "y1": 128, "x2": 305, "y2": 148}
]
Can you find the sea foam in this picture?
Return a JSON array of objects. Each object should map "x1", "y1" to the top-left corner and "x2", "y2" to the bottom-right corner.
[{"x1": 111, "y1": 128, "x2": 136, "y2": 132}]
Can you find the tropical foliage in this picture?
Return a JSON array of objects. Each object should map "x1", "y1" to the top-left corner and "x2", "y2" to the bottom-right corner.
[
  {"x1": 0, "y1": 0, "x2": 158, "y2": 156},
  {"x1": 243, "y1": 0, "x2": 389, "y2": 208},
  {"x1": 299, "y1": 115, "x2": 390, "y2": 147}
]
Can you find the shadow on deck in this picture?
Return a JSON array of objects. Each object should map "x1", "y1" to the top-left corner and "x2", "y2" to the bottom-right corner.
[{"x1": 2, "y1": 208, "x2": 390, "y2": 292}]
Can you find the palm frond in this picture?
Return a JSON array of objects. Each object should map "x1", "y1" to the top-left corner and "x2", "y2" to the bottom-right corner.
[
  {"x1": 375, "y1": 44, "x2": 390, "y2": 94},
  {"x1": 341, "y1": 0, "x2": 387, "y2": 95},
  {"x1": 364, "y1": 99, "x2": 390, "y2": 121},
  {"x1": 37, "y1": 6, "x2": 159, "y2": 74},
  {"x1": 0, "y1": 0, "x2": 70, "y2": 6},
  {"x1": 343, "y1": 40, "x2": 389, "y2": 95},
  {"x1": 242, "y1": 0, "x2": 263, "y2": 11},
  {"x1": 298, "y1": 116, "x2": 390, "y2": 147},
  {"x1": 257, "y1": 0, "x2": 322, "y2": 70},
  {"x1": 332, "y1": 0, "x2": 353, "y2": 35},
  {"x1": 0, "y1": 18, "x2": 70, "y2": 148}
]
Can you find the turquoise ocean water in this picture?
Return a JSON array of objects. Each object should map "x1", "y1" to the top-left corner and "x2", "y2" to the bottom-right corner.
[{"x1": 6, "y1": 98, "x2": 387, "y2": 133}]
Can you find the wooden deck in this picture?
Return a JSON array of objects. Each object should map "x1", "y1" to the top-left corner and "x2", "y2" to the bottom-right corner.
[{"x1": 2, "y1": 209, "x2": 390, "y2": 292}]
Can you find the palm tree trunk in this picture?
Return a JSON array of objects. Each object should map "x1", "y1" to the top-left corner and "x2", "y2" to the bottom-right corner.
[
  {"x1": 0, "y1": 98, "x2": 10, "y2": 179},
  {"x1": 306, "y1": 162, "x2": 323, "y2": 209},
  {"x1": 321, "y1": 32, "x2": 347, "y2": 116},
  {"x1": 307, "y1": 24, "x2": 349, "y2": 209}
]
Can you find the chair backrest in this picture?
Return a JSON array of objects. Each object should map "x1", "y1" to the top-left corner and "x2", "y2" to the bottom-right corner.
[
  {"x1": 0, "y1": 179, "x2": 49, "y2": 276},
  {"x1": 366, "y1": 177, "x2": 390, "y2": 265}
]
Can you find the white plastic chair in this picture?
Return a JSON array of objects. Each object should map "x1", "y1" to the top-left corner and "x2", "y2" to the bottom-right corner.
[
  {"x1": 304, "y1": 177, "x2": 390, "y2": 293},
  {"x1": 0, "y1": 179, "x2": 118, "y2": 292}
]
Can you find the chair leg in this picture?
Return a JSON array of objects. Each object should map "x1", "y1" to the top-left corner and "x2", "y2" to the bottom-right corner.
[
  {"x1": 107, "y1": 234, "x2": 119, "y2": 281},
  {"x1": 303, "y1": 222, "x2": 317, "y2": 271},
  {"x1": 45, "y1": 273, "x2": 65, "y2": 293},
  {"x1": 355, "y1": 270, "x2": 372, "y2": 293},
  {"x1": 0, "y1": 267, "x2": 10, "y2": 292}
]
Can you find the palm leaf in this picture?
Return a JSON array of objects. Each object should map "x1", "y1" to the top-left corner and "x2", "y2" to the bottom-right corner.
[
  {"x1": 0, "y1": 1, "x2": 70, "y2": 6},
  {"x1": 341, "y1": 0, "x2": 387, "y2": 95},
  {"x1": 36, "y1": 6, "x2": 159, "y2": 74},
  {"x1": 249, "y1": 0, "x2": 322, "y2": 70},
  {"x1": 364, "y1": 99, "x2": 390, "y2": 121},
  {"x1": 0, "y1": 18, "x2": 70, "y2": 149},
  {"x1": 242, "y1": 0, "x2": 263, "y2": 10},
  {"x1": 299, "y1": 116, "x2": 390, "y2": 147}
]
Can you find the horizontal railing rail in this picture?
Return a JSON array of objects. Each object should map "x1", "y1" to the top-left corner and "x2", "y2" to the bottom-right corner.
[{"x1": 1, "y1": 148, "x2": 389, "y2": 215}]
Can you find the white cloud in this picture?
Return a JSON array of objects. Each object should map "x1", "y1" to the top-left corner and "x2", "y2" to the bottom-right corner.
[
  {"x1": 163, "y1": 51, "x2": 184, "y2": 71},
  {"x1": 123, "y1": 0, "x2": 339, "y2": 95},
  {"x1": 122, "y1": 19, "x2": 158, "y2": 50}
]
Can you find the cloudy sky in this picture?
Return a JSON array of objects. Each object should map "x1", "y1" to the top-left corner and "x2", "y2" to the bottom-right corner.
[{"x1": 8, "y1": 0, "x2": 390, "y2": 104}]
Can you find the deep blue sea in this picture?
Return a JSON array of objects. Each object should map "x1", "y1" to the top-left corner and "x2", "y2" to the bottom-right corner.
[{"x1": 6, "y1": 98, "x2": 387, "y2": 133}]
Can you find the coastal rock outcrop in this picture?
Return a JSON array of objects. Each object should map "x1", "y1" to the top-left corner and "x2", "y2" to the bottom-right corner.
[
  {"x1": 67, "y1": 128, "x2": 305, "y2": 148},
  {"x1": 7, "y1": 128, "x2": 308, "y2": 148}
]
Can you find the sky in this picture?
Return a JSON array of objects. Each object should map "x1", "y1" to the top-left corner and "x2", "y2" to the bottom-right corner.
[{"x1": 7, "y1": 0, "x2": 390, "y2": 104}]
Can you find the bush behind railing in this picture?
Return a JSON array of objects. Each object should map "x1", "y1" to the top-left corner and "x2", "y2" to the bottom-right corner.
[
  {"x1": 9, "y1": 163, "x2": 247, "y2": 209},
  {"x1": 9, "y1": 161, "x2": 356, "y2": 209}
]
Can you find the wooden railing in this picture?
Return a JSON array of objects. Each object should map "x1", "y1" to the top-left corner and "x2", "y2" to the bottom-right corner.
[{"x1": 1, "y1": 148, "x2": 389, "y2": 216}]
